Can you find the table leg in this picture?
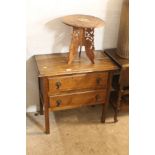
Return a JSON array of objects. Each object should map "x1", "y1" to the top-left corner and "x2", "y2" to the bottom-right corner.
[
  {"x1": 68, "y1": 27, "x2": 95, "y2": 64},
  {"x1": 84, "y1": 28, "x2": 95, "y2": 64},
  {"x1": 79, "y1": 45, "x2": 82, "y2": 57},
  {"x1": 114, "y1": 85, "x2": 123, "y2": 122},
  {"x1": 68, "y1": 27, "x2": 82, "y2": 64}
]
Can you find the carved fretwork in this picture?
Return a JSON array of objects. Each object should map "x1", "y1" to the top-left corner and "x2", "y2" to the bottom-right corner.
[
  {"x1": 67, "y1": 27, "x2": 95, "y2": 64},
  {"x1": 84, "y1": 28, "x2": 95, "y2": 64}
]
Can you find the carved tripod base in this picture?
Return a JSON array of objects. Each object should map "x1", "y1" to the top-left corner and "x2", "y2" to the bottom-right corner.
[{"x1": 67, "y1": 27, "x2": 95, "y2": 64}]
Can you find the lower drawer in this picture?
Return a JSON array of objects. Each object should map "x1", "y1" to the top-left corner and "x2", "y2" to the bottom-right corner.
[{"x1": 49, "y1": 89, "x2": 106, "y2": 110}]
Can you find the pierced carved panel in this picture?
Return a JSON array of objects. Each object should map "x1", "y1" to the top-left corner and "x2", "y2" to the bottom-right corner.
[
  {"x1": 68, "y1": 27, "x2": 95, "y2": 64},
  {"x1": 84, "y1": 28, "x2": 95, "y2": 64},
  {"x1": 84, "y1": 28, "x2": 95, "y2": 50}
]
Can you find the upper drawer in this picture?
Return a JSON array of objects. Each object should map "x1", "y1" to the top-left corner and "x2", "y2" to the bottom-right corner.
[{"x1": 48, "y1": 72, "x2": 108, "y2": 94}]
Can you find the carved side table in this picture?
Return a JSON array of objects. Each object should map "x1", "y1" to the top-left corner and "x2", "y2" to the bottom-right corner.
[{"x1": 62, "y1": 14, "x2": 105, "y2": 64}]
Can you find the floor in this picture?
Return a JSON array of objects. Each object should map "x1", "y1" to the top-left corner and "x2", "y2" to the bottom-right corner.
[{"x1": 26, "y1": 105, "x2": 128, "y2": 155}]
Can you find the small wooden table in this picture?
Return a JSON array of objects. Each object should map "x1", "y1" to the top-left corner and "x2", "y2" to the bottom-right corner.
[
  {"x1": 105, "y1": 48, "x2": 129, "y2": 122},
  {"x1": 62, "y1": 14, "x2": 105, "y2": 64},
  {"x1": 35, "y1": 51, "x2": 118, "y2": 134}
]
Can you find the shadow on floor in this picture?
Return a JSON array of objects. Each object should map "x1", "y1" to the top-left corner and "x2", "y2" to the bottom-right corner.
[
  {"x1": 54, "y1": 104, "x2": 128, "y2": 124},
  {"x1": 26, "y1": 113, "x2": 44, "y2": 135},
  {"x1": 26, "y1": 104, "x2": 128, "y2": 134}
]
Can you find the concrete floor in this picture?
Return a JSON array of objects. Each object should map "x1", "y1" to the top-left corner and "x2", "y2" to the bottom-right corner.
[{"x1": 26, "y1": 105, "x2": 128, "y2": 155}]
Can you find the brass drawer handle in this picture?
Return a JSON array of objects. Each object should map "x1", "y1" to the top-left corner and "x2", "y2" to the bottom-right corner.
[
  {"x1": 96, "y1": 78, "x2": 101, "y2": 85},
  {"x1": 56, "y1": 99, "x2": 62, "y2": 107},
  {"x1": 55, "y1": 81, "x2": 61, "y2": 89}
]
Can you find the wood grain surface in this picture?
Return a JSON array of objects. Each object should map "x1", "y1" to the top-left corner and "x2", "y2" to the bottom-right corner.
[
  {"x1": 35, "y1": 51, "x2": 119, "y2": 134},
  {"x1": 62, "y1": 14, "x2": 105, "y2": 28},
  {"x1": 48, "y1": 72, "x2": 108, "y2": 94},
  {"x1": 35, "y1": 51, "x2": 119, "y2": 77},
  {"x1": 49, "y1": 89, "x2": 106, "y2": 110}
]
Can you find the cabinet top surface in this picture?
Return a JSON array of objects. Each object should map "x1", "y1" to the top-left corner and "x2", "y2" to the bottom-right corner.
[{"x1": 35, "y1": 51, "x2": 119, "y2": 77}]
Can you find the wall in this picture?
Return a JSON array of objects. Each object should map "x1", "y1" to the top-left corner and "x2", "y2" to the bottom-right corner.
[{"x1": 26, "y1": 0, "x2": 123, "y2": 112}]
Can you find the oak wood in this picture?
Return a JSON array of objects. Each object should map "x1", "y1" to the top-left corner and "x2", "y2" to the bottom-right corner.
[
  {"x1": 48, "y1": 72, "x2": 108, "y2": 94},
  {"x1": 41, "y1": 77, "x2": 50, "y2": 134},
  {"x1": 67, "y1": 27, "x2": 95, "y2": 64},
  {"x1": 36, "y1": 51, "x2": 119, "y2": 134},
  {"x1": 62, "y1": 14, "x2": 105, "y2": 28},
  {"x1": 49, "y1": 89, "x2": 106, "y2": 110},
  {"x1": 62, "y1": 14, "x2": 105, "y2": 64},
  {"x1": 117, "y1": 67, "x2": 129, "y2": 109},
  {"x1": 38, "y1": 78, "x2": 43, "y2": 115},
  {"x1": 105, "y1": 49, "x2": 129, "y2": 122},
  {"x1": 49, "y1": 104, "x2": 98, "y2": 111},
  {"x1": 84, "y1": 28, "x2": 95, "y2": 64},
  {"x1": 101, "y1": 72, "x2": 113, "y2": 123},
  {"x1": 35, "y1": 51, "x2": 118, "y2": 77}
]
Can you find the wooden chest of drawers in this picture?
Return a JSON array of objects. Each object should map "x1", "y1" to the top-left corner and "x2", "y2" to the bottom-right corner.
[{"x1": 35, "y1": 51, "x2": 118, "y2": 134}]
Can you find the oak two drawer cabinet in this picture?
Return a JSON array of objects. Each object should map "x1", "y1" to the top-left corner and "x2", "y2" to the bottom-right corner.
[{"x1": 35, "y1": 51, "x2": 118, "y2": 134}]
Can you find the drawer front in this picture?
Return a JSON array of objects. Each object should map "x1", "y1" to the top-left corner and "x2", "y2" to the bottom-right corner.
[
  {"x1": 48, "y1": 72, "x2": 108, "y2": 94},
  {"x1": 49, "y1": 89, "x2": 106, "y2": 110}
]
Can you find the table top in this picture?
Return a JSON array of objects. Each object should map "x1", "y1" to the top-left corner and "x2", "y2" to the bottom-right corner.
[
  {"x1": 104, "y1": 49, "x2": 129, "y2": 68},
  {"x1": 35, "y1": 50, "x2": 119, "y2": 77},
  {"x1": 62, "y1": 14, "x2": 105, "y2": 28}
]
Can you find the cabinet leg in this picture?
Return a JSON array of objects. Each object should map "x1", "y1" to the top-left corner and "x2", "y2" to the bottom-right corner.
[
  {"x1": 38, "y1": 78, "x2": 44, "y2": 115},
  {"x1": 101, "y1": 104, "x2": 106, "y2": 123},
  {"x1": 42, "y1": 77, "x2": 50, "y2": 134},
  {"x1": 114, "y1": 108, "x2": 118, "y2": 122},
  {"x1": 111, "y1": 101, "x2": 118, "y2": 123},
  {"x1": 101, "y1": 72, "x2": 113, "y2": 123},
  {"x1": 44, "y1": 103, "x2": 50, "y2": 134},
  {"x1": 39, "y1": 97, "x2": 43, "y2": 115},
  {"x1": 114, "y1": 87, "x2": 122, "y2": 122}
]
